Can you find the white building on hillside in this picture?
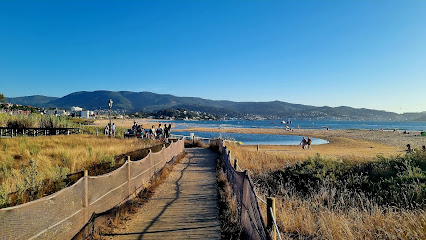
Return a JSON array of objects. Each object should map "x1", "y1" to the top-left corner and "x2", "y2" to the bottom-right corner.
[{"x1": 71, "y1": 106, "x2": 83, "y2": 112}]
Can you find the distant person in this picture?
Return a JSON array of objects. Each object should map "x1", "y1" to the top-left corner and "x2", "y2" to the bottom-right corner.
[
  {"x1": 157, "y1": 124, "x2": 164, "y2": 140},
  {"x1": 132, "y1": 122, "x2": 137, "y2": 132},
  {"x1": 406, "y1": 144, "x2": 413, "y2": 154},
  {"x1": 164, "y1": 124, "x2": 171, "y2": 140},
  {"x1": 104, "y1": 124, "x2": 109, "y2": 136},
  {"x1": 307, "y1": 137, "x2": 312, "y2": 150},
  {"x1": 111, "y1": 123, "x2": 116, "y2": 137},
  {"x1": 297, "y1": 125, "x2": 300, "y2": 129},
  {"x1": 300, "y1": 137, "x2": 307, "y2": 150},
  {"x1": 151, "y1": 125, "x2": 156, "y2": 139}
]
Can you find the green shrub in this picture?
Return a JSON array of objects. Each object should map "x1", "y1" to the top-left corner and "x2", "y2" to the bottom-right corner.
[{"x1": 254, "y1": 150, "x2": 426, "y2": 209}]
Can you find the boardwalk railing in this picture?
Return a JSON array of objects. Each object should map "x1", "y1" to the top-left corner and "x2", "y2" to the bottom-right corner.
[
  {"x1": 0, "y1": 139, "x2": 184, "y2": 240},
  {"x1": 0, "y1": 127, "x2": 80, "y2": 137},
  {"x1": 218, "y1": 139, "x2": 272, "y2": 240},
  {"x1": 170, "y1": 134, "x2": 212, "y2": 144}
]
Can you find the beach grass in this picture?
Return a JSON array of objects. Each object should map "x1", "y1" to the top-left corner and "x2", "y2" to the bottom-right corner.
[
  {"x1": 226, "y1": 141, "x2": 426, "y2": 239},
  {"x1": 0, "y1": 134, "x2": 158, "y2": 207}
]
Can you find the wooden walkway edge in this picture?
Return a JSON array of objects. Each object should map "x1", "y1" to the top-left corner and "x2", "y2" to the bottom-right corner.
[{"x1": 107, "y1": 148, "x2": 220, "y2": 240}]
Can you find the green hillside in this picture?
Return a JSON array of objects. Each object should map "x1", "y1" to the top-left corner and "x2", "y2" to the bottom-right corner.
[{"x1": 7, "y1": 91, "x2": 426, "y2": 121}]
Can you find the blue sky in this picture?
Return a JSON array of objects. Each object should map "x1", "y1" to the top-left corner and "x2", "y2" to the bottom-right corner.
[{"x1": 1, "y1": 1, "x2": 425, "y2": 113}]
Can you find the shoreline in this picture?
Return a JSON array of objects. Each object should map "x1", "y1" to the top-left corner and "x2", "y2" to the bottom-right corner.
[
  {"x1": 175, "y1": 127, "x2": 426, "y2": 148},
  {"x1": 173, "y1": 127, "x2": 426, "y2": 160}
]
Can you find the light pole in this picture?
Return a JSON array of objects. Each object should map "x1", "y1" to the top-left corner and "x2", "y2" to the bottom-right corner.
[{"x1": 108, "y1": 99, "x2": 113, "y2": 137}]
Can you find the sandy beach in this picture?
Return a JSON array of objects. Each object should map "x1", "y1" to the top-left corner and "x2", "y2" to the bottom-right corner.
[
  {"x1": 93, "y1": 119, "x2": 425, "y2": 159},
  {"x1": 176, "y1": 127, "x2": 426, "y2": 160}
]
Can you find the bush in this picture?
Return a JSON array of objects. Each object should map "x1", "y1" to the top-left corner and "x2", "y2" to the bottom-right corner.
[{"x1": 254, "y1": 150, "x2": 426, "y2": 209}]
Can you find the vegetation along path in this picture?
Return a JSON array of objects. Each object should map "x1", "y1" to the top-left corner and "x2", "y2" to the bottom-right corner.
[{"x1": 108, "y1": 148, "x2": 220, "y2": 240}]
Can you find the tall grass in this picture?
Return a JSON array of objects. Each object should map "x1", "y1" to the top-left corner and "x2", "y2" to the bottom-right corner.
[
  {"x1": 0, "y1": 113, "x2": 75, "y2": 128},
  {"x1": 0, "y1": 135, "x2": 158, "y2": 208},
  {"x1": 227, "y1": 143, "x2": 426, "y2": 239}
]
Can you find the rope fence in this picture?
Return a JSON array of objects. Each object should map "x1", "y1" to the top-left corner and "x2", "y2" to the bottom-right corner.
[
  {"x1": 217, "y1": 139, "x2": 272, "y2": 240},
  {"x1": 269, "y1": 207, "x2": 283, "y2": 240},
  {"x1": 219, "y1": 139, "x2": 283, "y2": 240},
  {"x1": 0, "y1": 139, "x2": 185, "y2": 240}
]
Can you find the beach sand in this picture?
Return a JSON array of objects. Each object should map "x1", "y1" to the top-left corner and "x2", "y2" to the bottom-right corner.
[
  {"x1": 176, "y1": 127, "x2": 426, "y2": 160},
  {"x1": 93, "y1": 119, "x2": 171, "y2": 129}
]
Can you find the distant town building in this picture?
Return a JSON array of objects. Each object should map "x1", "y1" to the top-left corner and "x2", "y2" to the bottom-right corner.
[
  {"x1": 81, "y1": 111, "x2": 90, "y2": 118},
  {"x1": 46, "y1": 109, "x2": 68, "y2": 116},
  {"x1": 71, "y1": 106, "x2": 83, "y2": 112}
]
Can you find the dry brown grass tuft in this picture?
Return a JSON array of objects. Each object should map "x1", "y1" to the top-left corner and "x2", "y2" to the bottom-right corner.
[{"x1": 275, "y1": 195, "x2": 426, "y2": 240}]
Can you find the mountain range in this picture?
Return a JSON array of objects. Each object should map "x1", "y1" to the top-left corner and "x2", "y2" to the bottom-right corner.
[{"x1": 7, "y1": 91, "x2": 426, "y2": 121}]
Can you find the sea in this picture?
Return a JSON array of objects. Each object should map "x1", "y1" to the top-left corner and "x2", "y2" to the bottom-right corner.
[{"x1": 168, "y1": 120, "x2": 426, "y2": 146}]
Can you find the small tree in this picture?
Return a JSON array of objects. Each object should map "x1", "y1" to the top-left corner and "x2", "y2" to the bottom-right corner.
[{"x1": 0, "y1": 93, "x2": 6, "y2": 104}]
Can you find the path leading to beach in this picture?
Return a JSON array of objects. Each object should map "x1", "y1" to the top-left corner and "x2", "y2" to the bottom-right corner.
[{"x1": 107, "y1": 148, "x2": 220, "y2": 240}]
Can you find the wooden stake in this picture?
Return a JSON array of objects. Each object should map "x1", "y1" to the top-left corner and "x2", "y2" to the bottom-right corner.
[{"x1": 267, "y1": 197, "x2": 276, "y2": 240}]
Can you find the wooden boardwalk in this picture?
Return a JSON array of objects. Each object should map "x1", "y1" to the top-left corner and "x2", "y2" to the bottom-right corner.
[{"x1": 108, "y1": 148, "x2": 220, "y2": 240}]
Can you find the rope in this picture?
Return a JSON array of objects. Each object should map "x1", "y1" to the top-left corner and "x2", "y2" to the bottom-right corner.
[
  {"x1": 269, "y1": 207, "x2": 283, "y2": 240},
  {"x1": 256, "y1": 195, "x2": 267, "y2": 205},
  {"x1": 237, "y1": 164, "x2": 243, "y2": 172}
]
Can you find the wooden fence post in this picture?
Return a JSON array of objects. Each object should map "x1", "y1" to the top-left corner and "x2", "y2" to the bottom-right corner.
[
  {"x1": 163, "y1": 144, "x2": 166, "y2": 162},
  {"x1": 83, "y1": 170, "x2": 89, "y2": 222},
  {"x1": 267, "y1": 197, "x2": 276, "y2": 240},
  {"x1": 257, "y1": 144, "x2": 260, "y2": 152},
  {"x1": 234, "y1": 159, "x2": 238, "y2": 170},
  {"x1": 127, "y1": 156, "x2": 131, "y2": 198}
]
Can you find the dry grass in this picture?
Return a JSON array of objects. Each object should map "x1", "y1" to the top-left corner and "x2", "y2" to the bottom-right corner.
[
  {"x1": 0, "y1": 135, "x2": 158, "y2": 206},
  {"x1": 220, "y1": 132, "x2": 426, "y2": 239},
  {"x1": 216, "y1": 154, "x2": 243, "y2": 239},
  {"x1": 274, "y1": 193, "x2": 426, "y2": 240},
  {"x1": 226, "y1": 139, "x2": 400, "y2": 173}
]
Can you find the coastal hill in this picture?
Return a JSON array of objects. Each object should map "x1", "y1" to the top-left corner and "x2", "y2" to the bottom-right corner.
[{"x1": 7, "y1": 91, "x2": 426, "y2": 121}]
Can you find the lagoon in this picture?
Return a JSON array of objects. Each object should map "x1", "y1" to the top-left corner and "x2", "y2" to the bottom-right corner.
[{"x1": 171, "y1": 131, "x2": 328, "y2": 145}]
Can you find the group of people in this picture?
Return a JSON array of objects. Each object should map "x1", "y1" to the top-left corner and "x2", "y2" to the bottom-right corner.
[
  {"x1": 406, "y1": 144, "x2": 426, "y2": 154},
  {"x1": 127, "y1": 122, "x2": 172, "y2": 141},
  {"x1": 104, "y1": 123, "x2": 116, "y2": 137},
  {"x1": 300, "y1": 137, "x2": 312, "y2": 150},
  {"x1": 148, "y1": 123, "x2": 172, "y2": 141}
]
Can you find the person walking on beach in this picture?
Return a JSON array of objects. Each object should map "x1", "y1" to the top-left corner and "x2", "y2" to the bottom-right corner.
[
  {"x1": 307, "y1": 137, "x2": 312, "y2": 150},
  {"x1": 300, "y1": 137, "x2": 307, "y2": 150}
]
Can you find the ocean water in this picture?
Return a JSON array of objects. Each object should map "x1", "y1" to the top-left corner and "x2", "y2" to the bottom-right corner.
[
  {"x1": 171, "y1": 131, "x2": 328, "y2": 146},
  {"x1": 165, "y1": 119, "x2": 425, "y2": 145},
  {"x1": 170, "y1": 120, "x2": 426, "y2": 131}
]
